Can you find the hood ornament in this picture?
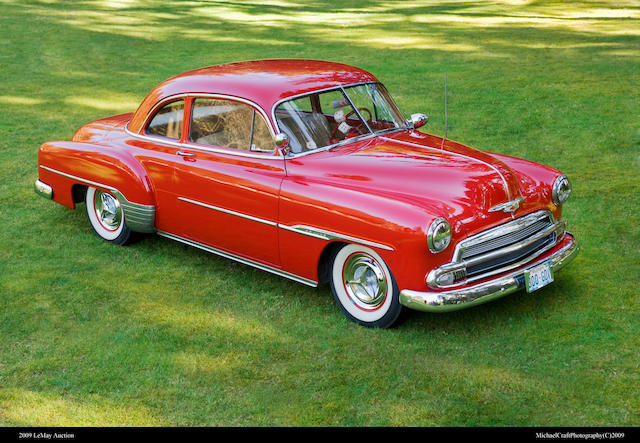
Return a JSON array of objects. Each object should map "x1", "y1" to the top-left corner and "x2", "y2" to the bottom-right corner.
[{"x1": 489, "y1": 197, "x2": 523, "y2": 213}]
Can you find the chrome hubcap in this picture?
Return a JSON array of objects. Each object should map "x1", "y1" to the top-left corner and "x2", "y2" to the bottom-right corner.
[
  {"x1": 343, "y1": 253, "x2": 388, "y2": 309},
  {"x1": 94, "y1": 190, "x2": 122, "y2": 230}
]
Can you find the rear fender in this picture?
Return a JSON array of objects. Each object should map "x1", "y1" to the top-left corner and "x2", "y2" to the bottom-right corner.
[{"x1": 37, "y1": 141, "x2": 156, "y2": 233}]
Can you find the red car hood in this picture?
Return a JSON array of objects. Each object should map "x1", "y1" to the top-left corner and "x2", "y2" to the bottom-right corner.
[{"x1": 287, "y1": 130, "x2": 550, "y2": 235}]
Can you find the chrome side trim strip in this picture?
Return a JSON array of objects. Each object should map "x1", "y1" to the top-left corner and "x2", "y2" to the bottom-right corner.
[
  {"x1": 39, "y1": 165, "x2": 156, "y2": 233},
  {"x1": 279, "y1": 224, "x2": 394, "y2": 251},
  {"x1": 178, "y1": 196, "x2": 394, "y2": 251},
  {"x1": 41, "y1": 165, "x2": 117, "y2": 193},
  {"x1": 156, "y1": 230, "x2": 318, "y2": 287},
  {"x1": 400, "y1": 235, "x2": 579, "y2": 313},
  {"x1": 178, "y1": 197, "x2": 278, "y2": 227}
]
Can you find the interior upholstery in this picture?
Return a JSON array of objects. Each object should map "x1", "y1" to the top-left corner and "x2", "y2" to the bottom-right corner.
[{"x1": 276, "y1": 112, "x2": 333, "y2": 153}]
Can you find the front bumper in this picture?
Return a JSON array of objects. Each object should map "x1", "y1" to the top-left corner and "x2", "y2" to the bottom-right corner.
[{"x1": 399, "y1": 234, "x2": 579, "y2": 312}]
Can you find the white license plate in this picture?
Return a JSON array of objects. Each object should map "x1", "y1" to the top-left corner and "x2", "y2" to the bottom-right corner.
[{"x1": 524, "y1": 261, "x2": 554, "y2": 293}]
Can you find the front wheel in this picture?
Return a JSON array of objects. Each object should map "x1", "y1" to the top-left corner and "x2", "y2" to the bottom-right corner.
[
  {"x1": 329, "y1": 243, "x2": 403, "y2": 328},
  {"x1": 85, "y1": 186, "x2": 132, "y2": 245}
]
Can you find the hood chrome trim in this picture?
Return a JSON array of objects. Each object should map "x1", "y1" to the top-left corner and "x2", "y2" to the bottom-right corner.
[{"x1": 380, "y1": 136, "x2": 514, "y2": 202}]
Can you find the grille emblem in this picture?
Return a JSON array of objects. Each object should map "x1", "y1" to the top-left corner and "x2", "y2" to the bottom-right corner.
[{"x1": 489, "y1": 197, "x2": 523, "y2": 213}]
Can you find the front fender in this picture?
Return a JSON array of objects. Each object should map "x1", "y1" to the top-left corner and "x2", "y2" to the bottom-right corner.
[
  {"x1": 278, "y1": 177, "x2": 451, "y2": 291},
  {"x1": 37, "y1": 141, "x2": 156, "y2": 233}
]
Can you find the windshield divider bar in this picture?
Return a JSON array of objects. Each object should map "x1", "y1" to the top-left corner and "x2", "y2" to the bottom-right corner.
[{"x1": 340, "y1": 86, "x2": 373, "y2": 134}]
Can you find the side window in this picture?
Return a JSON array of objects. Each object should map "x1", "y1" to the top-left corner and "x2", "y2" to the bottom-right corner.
[
  {"x1": 250, "y1": 111, "x2": 275, "y2": 152},
  {"x1": 190, "y1": 98, "x2": 274, "y2": 152},
  {"x1": 145, "y1": 100, "x2": 184, "y2": 139}
]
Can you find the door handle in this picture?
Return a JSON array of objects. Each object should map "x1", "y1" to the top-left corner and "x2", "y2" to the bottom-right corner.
[{"x1": 177, "y1": 151, "x2": 195, "y2": 157}]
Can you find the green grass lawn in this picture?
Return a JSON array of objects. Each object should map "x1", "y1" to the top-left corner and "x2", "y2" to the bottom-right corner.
[{"x1": 1, "y1": 0, "x2": 639, "y2": 427}]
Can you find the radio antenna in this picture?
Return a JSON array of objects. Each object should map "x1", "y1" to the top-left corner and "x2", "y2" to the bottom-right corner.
[{"x1": 441, "y1": 72, "x2": 447, "y2": 150}]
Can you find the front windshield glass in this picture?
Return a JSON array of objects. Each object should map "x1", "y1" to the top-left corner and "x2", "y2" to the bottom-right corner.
[{"x1": 274, "y1": 83, "x2": 406, "y2": 154}]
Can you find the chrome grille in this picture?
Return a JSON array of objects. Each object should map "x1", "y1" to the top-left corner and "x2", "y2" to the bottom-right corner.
[
  {"x1": 460, "y1": 218, "x2": 550, "y2": 260},
  {"x1": 456, "y1": 211, "x2": 563, "y2": 281},
  {"x1": 465, "y1": 233, "x2": 555, "y2": 278},
  {"x1": 428, "y1": 210, "x2": 566, "y2": 288}
]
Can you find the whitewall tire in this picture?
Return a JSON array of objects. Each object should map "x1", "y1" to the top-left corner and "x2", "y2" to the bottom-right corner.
[
  {"x1": 329, "y1": 243, "x2": 403, "y2": 328},
  {"x1": 85, "y1": 186, "x2": 132, "y2": 245}
]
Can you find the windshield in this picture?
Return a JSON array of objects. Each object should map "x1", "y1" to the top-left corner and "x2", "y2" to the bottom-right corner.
[{"x1": 274, "y1": 83, "x2": 406, "y2": 154}]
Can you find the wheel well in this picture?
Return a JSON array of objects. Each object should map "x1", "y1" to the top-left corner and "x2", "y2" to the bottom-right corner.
[
  {"x1": 317, "y1": 241, "x2": 347, "y2": 285},
  {"x1": 71, "y1": 184, "x2": 87, "y2": 204}
]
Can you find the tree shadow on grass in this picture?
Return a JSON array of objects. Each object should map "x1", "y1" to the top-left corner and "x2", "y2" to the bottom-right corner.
[{"x1": 1, "y1": 0, "x2": 639, "y2": 427}]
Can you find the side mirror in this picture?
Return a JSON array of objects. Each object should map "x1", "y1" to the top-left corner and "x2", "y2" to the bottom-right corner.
[
  {"x1": 274, "y1": 132, "x2": 290, "y2": 155},
  {"x1": 409, "y1": 113, "x2": 429, "y2": 129},
  {"x1": 274, "y1": 133, "x2": 289, "y2": 146}
]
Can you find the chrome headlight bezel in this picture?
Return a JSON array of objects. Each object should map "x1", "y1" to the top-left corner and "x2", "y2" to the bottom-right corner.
[
  {"x1": 427, "y1": 218, "x2": 451, "y2": 253},
  {"x1": 552, "y1": 174, "x2": 571, "y2": 206}
]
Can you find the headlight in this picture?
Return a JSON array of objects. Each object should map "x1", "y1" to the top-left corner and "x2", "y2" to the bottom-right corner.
[
  {"x1": 427, "y1": 218, "x2": 451, "y2": 253},
  {"x1": 552, "y1": 174, "x2": 571, "y2": 206}
]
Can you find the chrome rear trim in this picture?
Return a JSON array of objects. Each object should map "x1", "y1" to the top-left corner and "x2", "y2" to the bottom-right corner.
[{"x1": 39, "y1": 165, "x2": 156, "y2": 233}]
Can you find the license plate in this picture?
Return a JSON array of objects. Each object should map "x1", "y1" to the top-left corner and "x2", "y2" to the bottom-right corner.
[{"x1": 524, "y1": 261, "x2": 554, "y2": 293}]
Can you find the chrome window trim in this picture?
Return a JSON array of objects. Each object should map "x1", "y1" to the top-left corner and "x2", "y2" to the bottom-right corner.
[
  {"x1": 142, "y1": 93, "x2": 276, "y2": 138},
  {"x1": 39, "y1": 165, "x2": 156, "y2": 233},
  {"x1": 126, "y1": 93, "x2": 282, "y2": 160},
  {"x1": 271, "y1": 81, "x2": 410, "y2": 159},
  {"x1": 125, "y1": 125, "x2": 283, "y2": 160},
  {"x1": 278, "y1": 131, "x2": 389, "y2": 159},
  {"x1": 271, "y1": 81, "x2": 376, "y2": 121},
  {"x1": 157, "y1": 230, "x2": 318, "y2": 287}
]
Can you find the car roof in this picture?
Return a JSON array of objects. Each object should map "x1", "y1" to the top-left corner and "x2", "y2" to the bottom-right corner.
[{"x1": 127, "y1": 59, "x2": 379, "y2": 133}]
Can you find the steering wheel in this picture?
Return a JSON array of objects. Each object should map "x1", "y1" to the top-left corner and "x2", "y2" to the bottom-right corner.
[{"x1": 330, "y1": 107, "x2": 373, "y2": 142}]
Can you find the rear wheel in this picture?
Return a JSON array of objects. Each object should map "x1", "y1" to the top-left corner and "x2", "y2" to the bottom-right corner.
[
  {"x1": 85, "y1": 186, "x2": 132, "y2": 245},
  {"x1": 329, "y1": 243, "x2": 403, "y2": 328}
]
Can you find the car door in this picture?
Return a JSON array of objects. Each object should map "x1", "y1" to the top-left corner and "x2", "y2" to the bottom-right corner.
[{"x1": 167, "y1": 96, "x2": 285, "y2": 266}]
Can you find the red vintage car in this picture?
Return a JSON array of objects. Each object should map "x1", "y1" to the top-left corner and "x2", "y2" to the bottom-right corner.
[{"x1": 35, "y1": 59, "x2": 578, "y2": 328}]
